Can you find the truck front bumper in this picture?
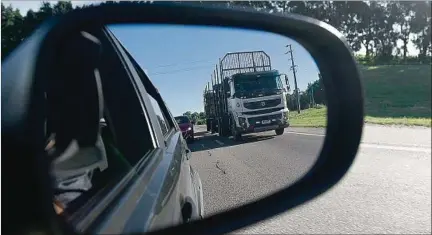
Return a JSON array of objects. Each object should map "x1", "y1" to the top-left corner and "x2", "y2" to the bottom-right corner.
[
  {"x1": 236, "y1": 111, "x2": 289, "y2": 134},
  {"x1": 252, "y1": 122, "x2": 289, "y2": 133},
  {"x1": 239, "y1": 122, "x2": 289, "y2": 134}
]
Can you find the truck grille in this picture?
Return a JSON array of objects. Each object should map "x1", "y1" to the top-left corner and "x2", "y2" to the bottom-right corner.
[
  {"x1": 243, "y1": 107, "x2": 283, "y2": 116},
  {"x1": 243, "y1": 98, "x2": 281, "y2": 110},
  {"x1": 248, "y1": 114, "x2": 282, "y2": 127}
]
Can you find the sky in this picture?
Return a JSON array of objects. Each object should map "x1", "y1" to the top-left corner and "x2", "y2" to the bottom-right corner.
[{"x1": 4, "y1": 1, "x2": 419, "y2": 116}]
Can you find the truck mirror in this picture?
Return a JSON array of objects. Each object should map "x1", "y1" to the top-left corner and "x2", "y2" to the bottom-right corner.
[{"x1": 284, "y1": 75, "x2": 291, "y2": 91}]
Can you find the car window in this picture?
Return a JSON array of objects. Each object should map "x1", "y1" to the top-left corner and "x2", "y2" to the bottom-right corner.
[
  {"x1": 104, "y1": 27, "x2": 177, "y2": 147},
  {"x1": 49, "y1": 29, "x2": 156, "y2": 230},
  {"x1": 99, "y1": 29, "x2": 155, "y2": 164}
]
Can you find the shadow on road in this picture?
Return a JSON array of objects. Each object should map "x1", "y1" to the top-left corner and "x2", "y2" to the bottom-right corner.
[
  {"x1": 194, "y1": 130, "x2": 208, "y2": 136},
  {"x1": 188, "y1": 130, "x2": 275, "y2": 152}
]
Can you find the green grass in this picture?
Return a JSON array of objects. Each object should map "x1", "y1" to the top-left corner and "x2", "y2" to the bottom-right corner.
[
  {"x1": 362, "y1": 65, "x2": 431, "y2": 119},
  {"x1": 364, "y1": 116, "x2": 431, "y2": 127},
  {"x1": 289, "y1": 105, "x2": 327, "y2": 127},
  {"x1": 291, "y1": 65, "x2": 431, "y2": 127}
]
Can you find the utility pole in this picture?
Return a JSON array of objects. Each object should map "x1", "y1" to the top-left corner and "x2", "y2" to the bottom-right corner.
[
  {"x1": 310, "y1": 85, "x2": 315, "y2": 108},
  {"x1": 285, "y1": 44, "x2": 301, "y2": 113}
]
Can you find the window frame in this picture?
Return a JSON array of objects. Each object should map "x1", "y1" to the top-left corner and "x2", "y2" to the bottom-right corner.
[
  {"x1": 148, "y1": 94, "x2": 173, "y2": 138},
  {"x1": 139, "y1": 76, "x2": 177, "y2": 141}
]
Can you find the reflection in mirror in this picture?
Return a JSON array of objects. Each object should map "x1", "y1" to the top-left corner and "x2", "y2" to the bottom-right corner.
[{"x1": 48, "y1": 24, "x2": 326, "y2": 233}]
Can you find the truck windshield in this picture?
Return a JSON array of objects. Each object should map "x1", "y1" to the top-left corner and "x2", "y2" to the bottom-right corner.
[
  {"x1": 175, "y1": 116, "x2": 190, "y2": 124},
  {"x1": 234, "y1": 75, "x2": 283, "y2": 92}
]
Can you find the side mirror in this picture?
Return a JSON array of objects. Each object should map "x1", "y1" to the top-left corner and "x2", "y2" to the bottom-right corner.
[{"x1": 1, "y1": 2, "x2": 364, "y2": 235}]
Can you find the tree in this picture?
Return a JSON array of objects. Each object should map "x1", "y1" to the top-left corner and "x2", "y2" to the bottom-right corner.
[
  {"x1": 410, "y1": 1, "x2": 432, "y2": 60},
  {"x1": 191, "y1": 112, "x2": 199, "y2": 121},
  {"x1": 199, "y1": 112, "x2": 206, "y2": 119},
  {"x1": 1, "y1": 1, "x2": 76, "y2": 60},
  {"x1": 182, "y1": 111, "x2": 192, "y2": 119},
  {"x1": 392, "y1": 2, "x2": 415, "y2": 60},
  {"x1": 1, "y1": 3, "x2": 23, "y2": 60},
  {"x1": 53, "y1": 1, "x2": 73, "y2": 15},
  {"x1": 3, "y1": 1, "x2": 431, "y2": 64},
  {"x1": 305, "y1": 75, "x2": 326, "y2": 106}
]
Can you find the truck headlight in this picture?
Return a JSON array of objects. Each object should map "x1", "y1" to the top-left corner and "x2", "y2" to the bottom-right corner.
[
  {"x1": 187, "y1": 127, "x2": 192, "y2": 131},
  {"x1": 238, "y1": 117, "x2": 246, "y2": 126},
  {"x1": 236, "y1": 103, "x2": 241, "y2": 107},
  {"x1": 282, "y1": 111, "x2": 289, "y2": 120}
]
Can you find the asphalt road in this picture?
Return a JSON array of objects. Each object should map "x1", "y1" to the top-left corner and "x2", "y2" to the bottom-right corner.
[{"x1": 189, "y1": 124, "x2": 431, "y2": 234}]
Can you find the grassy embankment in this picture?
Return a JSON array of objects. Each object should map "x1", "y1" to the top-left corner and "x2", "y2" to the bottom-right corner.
[{"x1": 289, "y1": 65, "x2": 431, "y2": 127}]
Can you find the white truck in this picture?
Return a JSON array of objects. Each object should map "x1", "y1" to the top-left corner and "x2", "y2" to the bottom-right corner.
[{"x1": 204, "y1": 51, "x2": 290, "y2": 141}]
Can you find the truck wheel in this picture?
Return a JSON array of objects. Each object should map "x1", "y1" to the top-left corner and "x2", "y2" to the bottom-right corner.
[
  {"x1": 217, "y1": 119, "x2": 223, "y2": 136},
  {"x1": 231, "y1": 119, "x2": 242, "y2": 141},
  {"x1": 222, "y1": 126, "x2": 229, "y2": 137},
  {"x1": 218, "y1": 120, "x2": 223, "y2": 136},
  {"x1": 224, "y1": 124, "x2": 231, "y2": 137},
  {"x1": 275, "y1": 128, "x2": 285, "y2": 135},
  {"x1": 206, "y1": 120, "x2": 210, "y2": 132},
  {"x1": 221, "y1": 115, "x2": 231, "y2": 137}
]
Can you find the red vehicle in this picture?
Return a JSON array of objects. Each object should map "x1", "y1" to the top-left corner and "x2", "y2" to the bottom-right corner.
[{"x1": 175, "y1": 116, "x2": 195, "y2": 143}]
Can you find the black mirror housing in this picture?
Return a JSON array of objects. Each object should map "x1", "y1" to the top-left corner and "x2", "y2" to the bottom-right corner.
[{"x1": 1, "y1": 2, "x2": 364, "y2": 235}]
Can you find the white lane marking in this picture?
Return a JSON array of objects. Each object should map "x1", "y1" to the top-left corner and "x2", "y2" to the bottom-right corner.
[
  {"x1": 286, "y1": 131, "x2": 325, "y2": 137},
  {"x1": 215, "y1": 140, "x2": 224, "y2": 146},
  {"x1": 361, "y1": 143, "x2": 431, "y2": 153},
  {"x1": 286, "y1": 131, "x2": 431, "y2": 153}
]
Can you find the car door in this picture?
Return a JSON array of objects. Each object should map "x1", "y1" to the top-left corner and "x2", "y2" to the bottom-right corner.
[
  {"x1": 103, "y1": 27, "x2": 204, "y2": 231},
  {"x1": 49, "y1": 26, "x2": 190, "y2": 234}
]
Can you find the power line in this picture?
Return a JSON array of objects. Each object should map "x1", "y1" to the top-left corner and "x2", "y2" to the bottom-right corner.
[
  {"x1": 148, "y1": 64, "x2": 213, "y2": 76},
  {"x1": 151, "y1": 59, "x2": 215, "y2": 69},
  {"x1": 145, "y1": 51, "x2": 306, "y2": 77},
  {"x1": 147, "y1": 53, "x2": 291, "y2": 74}
]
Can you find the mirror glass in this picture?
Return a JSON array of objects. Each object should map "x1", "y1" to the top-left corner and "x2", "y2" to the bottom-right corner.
[{"x1": 48, "y1": 24, "x2": 326, "y2": 232}]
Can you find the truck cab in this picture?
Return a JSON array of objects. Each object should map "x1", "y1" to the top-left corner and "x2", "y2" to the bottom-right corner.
[
  {"x1": 226, "y1": 70, "x2": 289, "y2": 138},
  {"x1": 204, "y1": 51, "x2": 290, "y2": 141}
]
